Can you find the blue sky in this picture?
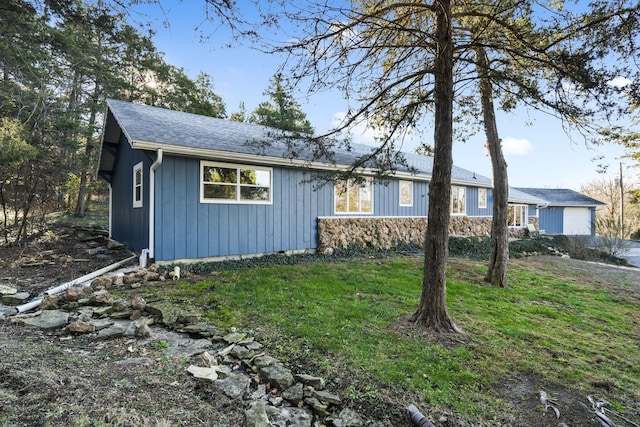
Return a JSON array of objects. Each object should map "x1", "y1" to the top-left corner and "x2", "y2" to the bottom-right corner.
[{"x1": 130, "y1": 1, "x2": 635, "y2": 191}]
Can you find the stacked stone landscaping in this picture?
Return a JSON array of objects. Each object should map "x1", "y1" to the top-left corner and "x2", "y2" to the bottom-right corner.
[
  {"x1": 0, "y1": 267, "x2": 385, "y2": 427},
  {"x1": 318, "y1": 216, "x2": 536, "y2": 252}
]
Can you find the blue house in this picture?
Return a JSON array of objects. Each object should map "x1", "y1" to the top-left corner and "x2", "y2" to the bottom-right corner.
[
  {"x1": 514, "y1": 188, "x2": 605, "y2": 236},
  {"x1": 98, "y1": 99, "x2": 498, "y2": 263}
]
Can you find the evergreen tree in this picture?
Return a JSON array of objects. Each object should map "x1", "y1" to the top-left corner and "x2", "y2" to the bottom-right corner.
[{"x1": 249, "y1": 73, "x2": 314, "y2": 134}]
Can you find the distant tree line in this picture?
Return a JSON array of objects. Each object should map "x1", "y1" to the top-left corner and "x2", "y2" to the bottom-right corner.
[{"x1": 0, "y1": 0, "x2": 312, "y2": 243}]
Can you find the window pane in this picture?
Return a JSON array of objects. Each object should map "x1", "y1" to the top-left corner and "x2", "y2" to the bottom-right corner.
[
  {"x1": 240, "y1": 169, "x2": 270, "y2": 186},
  {"x1": 348, "y1": 186, "x2": 359, "y2": 212},
  {"x1": 399, "y1": 181, "x2": 412, "y2": 206},
  {"x1": 335, "y1": 182, "x2": 347, "y2": 212},
  {"x1": 135, "y1": 186, "x2": 141, "y2": 201},
  {"x1": 204, "y1": 183, "x2": 236, "y2": 200},
  {"x1": 478, "y1": 189, "x2": 486, "y2": 208},
  {"x1": 458, "y1": 189, "x2": 465, "y2": 213},
  {"x1": 359, "y1": 185, "x2": 372, "y2": 213},
  {"x1": 135, "y1": 169, "x2": 142, "y2": 186},
  {"x1": 240, "y1": 186, "x2": 270, "y2": 201},
  {"x1": 204, "y1": 166, "x2": 237, "y2": 183}
]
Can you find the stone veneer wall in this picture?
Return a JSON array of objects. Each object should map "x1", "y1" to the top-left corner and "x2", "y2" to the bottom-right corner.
[{"x1": 317, "y1": 216, "x2": 537, "y2": 251}]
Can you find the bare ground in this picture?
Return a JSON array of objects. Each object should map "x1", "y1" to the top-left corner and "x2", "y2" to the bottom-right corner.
[{"x1": 1, "y1": 225, "x2": 639, "y2": 426}]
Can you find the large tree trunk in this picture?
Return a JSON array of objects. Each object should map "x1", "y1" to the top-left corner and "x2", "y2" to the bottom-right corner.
[
  {"x1": 411, "y1": 0, "x2": 461, "y2": 333},
  {"x1": 475, "y1": 47, "x2": 509, "y2": 287}
]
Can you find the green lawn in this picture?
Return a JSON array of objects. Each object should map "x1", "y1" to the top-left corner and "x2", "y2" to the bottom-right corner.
[{"x1": 146, "y1": 255, "x2": 640, "y2": 423}]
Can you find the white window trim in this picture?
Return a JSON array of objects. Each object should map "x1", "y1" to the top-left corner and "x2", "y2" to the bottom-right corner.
[
  {"x1": 399, "y1": 180, "x2": 413, "y2": 207},
  {"x1": 508, "y1": 204, "x2": 528, "y2": 227},
  {"x1": 334, "y1": 178, "x2": 374, "y2": 215},
  {"x1": 451, "y1": 185, "x2": 466, "y2": 215},
  {"x1": 133, "y1": 162, "x2": 143, "y2": 208},
  {"x1": 200, "y1": 160, "x2": 273, "y2": 204},
  {"x1": 478, "y1": 188, "x2": 487, "y2": 209}
]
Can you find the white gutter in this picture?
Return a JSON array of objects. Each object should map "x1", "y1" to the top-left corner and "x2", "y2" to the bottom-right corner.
[
  {"x1": 148, "y1": 149, "x2": 163, "y2": 260},
  {"x1": 14, "y1": 254, "x2": 137, "y2": 314},
  {"x1": 108, "y1": 184, "x2": 113, "y2": 236},
  {"x1": 131, "y1": 140, "x2": 487, "y2": 187}
]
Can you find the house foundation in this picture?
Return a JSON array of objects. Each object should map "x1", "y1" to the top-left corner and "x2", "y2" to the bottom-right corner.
[{"x1": 318, "y1": 216, "x2": 535, "y2": 252}]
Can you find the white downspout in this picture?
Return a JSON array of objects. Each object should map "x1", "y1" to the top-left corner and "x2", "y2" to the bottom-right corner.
[{"x1": 148, "y1": 149, "x2": 163, "y2": 261}]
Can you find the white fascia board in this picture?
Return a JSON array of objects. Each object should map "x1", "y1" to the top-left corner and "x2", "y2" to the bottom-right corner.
[{"x1": 131, "y1": 139, "x2": 485, "y2": 187}]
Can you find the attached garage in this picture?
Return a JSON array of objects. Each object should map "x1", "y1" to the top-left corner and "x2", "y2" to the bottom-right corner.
[
  {"x1": 515, "y1": 188, "x2": 604, "y2": 236},
  {"x1": 563, "y1": 207, "x2": 594, "y2": 235}
]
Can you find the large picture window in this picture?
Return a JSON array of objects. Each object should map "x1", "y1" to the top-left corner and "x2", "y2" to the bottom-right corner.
[
  {"x1": 451, "y1": 186, "x2": 466, "y2": 214},
  {"x1": 508, "y1": 204, "x2": 528, "y2": 226},
  {"x1": 399, "y1": 180, "x2": 413, "y2": 207},
  {"x1": 133, "y1": 162, "x2": 143, "y2": 208},
  {"x1": 335, "y1": 179, "x2": 373, "y2": 214},
  {"x1": 201, "y1": 161, "x2": 272, "y2": 204}
]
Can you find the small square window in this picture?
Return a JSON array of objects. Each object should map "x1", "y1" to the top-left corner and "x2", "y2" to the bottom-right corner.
[{"x1": 335, "y1": 178, "x2": 373, "y2": 214}]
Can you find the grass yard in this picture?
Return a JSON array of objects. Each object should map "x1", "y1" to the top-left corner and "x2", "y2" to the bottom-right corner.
[{"x1": 151, "y1": 255, "x2": 640, "y2": 425}]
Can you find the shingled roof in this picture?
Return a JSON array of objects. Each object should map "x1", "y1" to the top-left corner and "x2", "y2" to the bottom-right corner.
[
  {"x1": 515, "y1": 188, "x2": 605, "y2": 207},
  {"x1": 100, "y1": 99, "x2": 491, "y2": 186}
]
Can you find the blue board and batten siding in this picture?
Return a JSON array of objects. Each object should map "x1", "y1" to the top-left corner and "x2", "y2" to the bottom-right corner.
[
  {"x1": 109, "y1": 134, "x2": 151, "y2": 253},
  {"x1": 153, "y1": 155, "x2": 435, "y2": 261},
  {"x1": 539, "y1": 206, "x2": 564, "y2": 234},
  {"x1": 154, "y1": 157, "x2": 337, "y2": 261}
]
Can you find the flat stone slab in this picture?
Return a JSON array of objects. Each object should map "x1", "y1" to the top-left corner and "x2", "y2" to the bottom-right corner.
[{"x1": 19, "y1": 310, "x2": 69, "y2": 329}]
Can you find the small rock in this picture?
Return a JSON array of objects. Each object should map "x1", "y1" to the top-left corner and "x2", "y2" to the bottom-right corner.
[
  {"x1": 333, "y1": 408, "x2": 364, "y2": 427},
  {"x1": 187, "y1": 365, "x2": 219, "y2": 381},
  {"x1": 113, "y1": 299, "x2": 129, "y2": 311},
  {"x1": 215, "y1": 373, "x2": 251, "y2": 399},
  {"x1": 259, "y1": 363, "x2": 294, "y2": 390},
  {"x1": 304, "y1": 397, "x2": 328, "y2": 417},
  {"x1": 129, "y1": 309, "x2": 142, "y2": 320},
  {"x1": 62, "y1": 286, "x2": 84, "y2": 302},
  {"x1": 19, "y1": 310, "x2": 69, "y2": 330},
  {"x1": 115, "y1": 357, "x2": 154, "y2": 366},
  {"x1": 144, "y1": 272, "x2": 160, "y2": 282},
  {"x1": 89, "y1": 290, "x2": 113, "y2": 305},
  {"x1": 295, "y1": 374, "x2": 325, "y2": 390},
  {"x1": 107, "y1": 239, "x2": 124, "y2": 249},
  {"x1": 130, "y1": 321, "x2": 153, "y2": 338},
  {"x1": 313, "y1": 390, "x2": 342, "y2": 405},
  {"x1": 91, "y1": 276, "x2": 112, "y2": 290},
  {"x1": 131, "y1": 296, "x2": 146, "y2": 311},
  {"x1": 245, "y1": 401, "x2": 270, "y2": 427},
  {"x1": 223, "y1": 331, "x2": 247, "y2": 344},
  {"x1": 2, "y1": 292, "x2": 30, "y2": 305},
  {"x1": 0, "y1": 284, "x2": 18, "y2": 295},
  {"x1": 39, "y1": 295, "x2": 60, "y2": 310},
  {"x1": 282, "y1": 383, "x2": 304, "y2": 403},
  {"x1": 192, "y1": 351, "x2": 218, "y2": 368},
  {"x1": 269, "y1": 406, "x2": 314, "y2": 427},
  {"x1": 231, "y1": 345, "x2": 254, "y2": 360},
  {"x1": 67, "y1": 320, "x2": 96, "y2": 334}
]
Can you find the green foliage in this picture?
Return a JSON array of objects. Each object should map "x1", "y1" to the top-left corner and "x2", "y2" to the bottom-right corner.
[
  {"x1": 249, "y1": 73, "x2": 314, "y2": 134},
  {"x1": 631, "y1": 229, "x2": 640, "y2": 240},
  {"x1": 0, "y1": 118, "x2": 37, "y2": 167}
]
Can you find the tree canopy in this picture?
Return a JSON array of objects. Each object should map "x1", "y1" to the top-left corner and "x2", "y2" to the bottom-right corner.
[{"x1": 249, "y1": 73, "x2": 315, "y2": 134}]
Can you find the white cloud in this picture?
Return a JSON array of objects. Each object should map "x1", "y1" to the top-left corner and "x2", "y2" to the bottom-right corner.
[
  {"x1": 607, "y1": 76, "x2": 633, "y2": 89},
  {"x1": 501, "y1": 137, "x2": 533, "y2": 156}
]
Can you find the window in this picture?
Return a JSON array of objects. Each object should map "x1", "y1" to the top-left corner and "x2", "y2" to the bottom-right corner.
[
  {"x1": 335, "y1": 179, "x2": 373, "y2": 214},
  {"x1": 451, "y1": 186, "x2": 465, "y2": 214},
  {"x1": 508, "y1": 204, "x2": 528, "y2": 226},
  {"x1": 478, "y1": 188, "x2": 487, "y2": 209},
  {"x1": 399, "y1": 180, "x2": 413, "y2": 207},
  {"x1": 201, "y1": 161, "x2": 272, "y2": 204},
  {"x1": 133, "y1": 162, "x2": 143, "y2": 208}
]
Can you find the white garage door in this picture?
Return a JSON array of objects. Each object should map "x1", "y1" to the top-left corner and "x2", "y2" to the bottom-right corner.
[{"x1": 563, "y1": 207, "x2": 592, "y2": 235}]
